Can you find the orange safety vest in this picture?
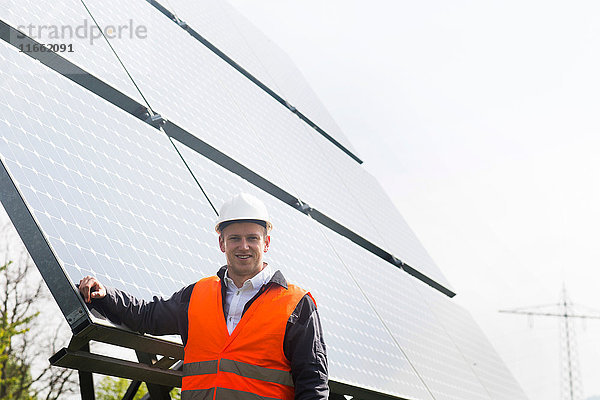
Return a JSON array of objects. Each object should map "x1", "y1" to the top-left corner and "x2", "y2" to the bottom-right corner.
[{"x1": 182, "y1": 276, "x2": 310, "y2": 400}]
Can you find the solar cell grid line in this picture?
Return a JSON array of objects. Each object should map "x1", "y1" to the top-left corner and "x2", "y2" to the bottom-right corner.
[
  {"x1": 413, "y1": 280, "x2": 529, "y2": 400},
  {"x1": 172, "y1": 139, "x2": 434, "y2": 400},
  {"x1": 322, "y1": 228, "x2": 493, "y2": 400},
  {"x1": 140, "y1": 0, "x2": 360, "y2": 161},
  {"x1": 0, "y1": 41, "x2": 223, "y2": 313},
  {"x1": 0, "y1": 0, "x2": 146, "y2": 105}
]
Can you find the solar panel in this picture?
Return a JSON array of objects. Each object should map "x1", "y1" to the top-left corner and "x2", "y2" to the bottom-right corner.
[
  {"x1": 0, "y1": 36, "x2": 468, "y2": 398},
  {"x1": 323, "y1": 228, "x2": 491, "y2": 400},
  {"x1": 1, "y1": 0, "x2": 145, "y2": 105},
  {"x1": 172, "y1": 139, "x2": 434, "y2": 400},
  {"x1": 0, "y1": 40, "x2": 221, "y2": 306},
  {"x1": 143, "y1": 0, "x2": 358, "y2": 157},
  {"x1": 415, "y1": 282, "x2": 529, "y2": 400}
]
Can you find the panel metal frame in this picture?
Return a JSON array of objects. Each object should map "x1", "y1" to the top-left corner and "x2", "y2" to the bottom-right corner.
[{"x1": 0, "y1": 159, "x2": 90, "y2": 330}]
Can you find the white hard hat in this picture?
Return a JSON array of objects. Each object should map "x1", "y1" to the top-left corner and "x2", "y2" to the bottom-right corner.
[{"x1": 215, "y1": 193, "x2": 273, "y2": 233}]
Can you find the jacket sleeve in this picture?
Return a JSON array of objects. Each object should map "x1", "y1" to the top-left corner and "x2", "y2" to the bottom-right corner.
[
  {"x1": 89, "y1": 284, "x2": 194, "y2": 344},
  {"x1": 283, "y1": 294, "x2": 329, "y2": 400}
]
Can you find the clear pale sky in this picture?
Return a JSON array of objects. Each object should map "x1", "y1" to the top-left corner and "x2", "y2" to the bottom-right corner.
[{"x1": 222, "y1": 1, "x2": 600, "y2": 399}]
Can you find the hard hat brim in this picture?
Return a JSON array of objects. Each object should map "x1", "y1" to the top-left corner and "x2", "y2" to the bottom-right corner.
[{"x1": 215, "y1": 219, "x2": 273, "y2": 234}]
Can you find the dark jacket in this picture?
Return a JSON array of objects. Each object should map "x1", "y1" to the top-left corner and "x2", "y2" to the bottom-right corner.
[{"x1": 91, "y1": 266, "x2": 329, "y2": 400}]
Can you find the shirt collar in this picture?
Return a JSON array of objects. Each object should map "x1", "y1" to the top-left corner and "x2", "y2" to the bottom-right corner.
[
  {"x1": 223, "y1": 264, "x2": 274, "y2": 290},
  {"x1": 218, "y1": 265, "x2": 288, "y2": 289}
]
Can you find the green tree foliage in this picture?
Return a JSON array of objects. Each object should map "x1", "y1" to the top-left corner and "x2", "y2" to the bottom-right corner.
[
  {"x1": 0, "y1": 220, "x2": 76, "y2": 399},
  {"x1": 96, "y1": 376, "x2": 181, "y2": 400},
  {"x1": 96, "y1": 376, "x2": 144, "y2": 400},
  {"x1": 0, "y1": 260, "x2": 38, "y2": 399}
]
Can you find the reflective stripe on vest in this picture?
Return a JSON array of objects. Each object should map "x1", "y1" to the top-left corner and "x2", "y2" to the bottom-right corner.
[
  {"x1": 184, "y1": 387, "x2": 281, "y2": 400},
  {"x1": 183, "y1": 360, "x2": 219, "y2": 376},
  {"x1": 184, "y1": 359, "x2": 293, "y2": 387},
  {"x1": 182, "y1": 276, "x2": 310, "y2": 400}
]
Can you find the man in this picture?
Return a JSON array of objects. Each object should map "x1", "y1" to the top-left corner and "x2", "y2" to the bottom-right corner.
[{"x1": 79, "y1": 193, "x2": 329, "y2": 400}]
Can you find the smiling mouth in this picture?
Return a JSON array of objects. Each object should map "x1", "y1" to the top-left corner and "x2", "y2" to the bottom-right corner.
[{"x1": 236, "y1": 255, "x2": 251, "y2": 259}]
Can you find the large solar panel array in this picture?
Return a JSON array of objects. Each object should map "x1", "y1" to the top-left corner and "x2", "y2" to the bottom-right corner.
[{"x1": 0, "y1": 0, "x2": 527, "y2": 398}]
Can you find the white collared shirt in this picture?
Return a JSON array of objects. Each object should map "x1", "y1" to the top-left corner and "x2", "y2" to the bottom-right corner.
[{"x1": 223, "y1": 264, "x2": 273, "y2": 334}]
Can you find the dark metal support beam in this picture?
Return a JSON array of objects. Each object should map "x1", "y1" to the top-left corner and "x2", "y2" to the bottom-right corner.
[
  {"x1": 122, "y1": 380, "x2": 142, "y2": 400},
  {"x1": 136, "y1": 351, "x2": 172, "y2": 400},
  {"x1": 71, "y1": 322, "x2": 183, "y2": 359},
  {"x1": 78, "y1": 370, "x2": 95, "y2": 400},
  {"x1": 78, "y1": 344, "x2": 95, "y2": 400},
  {"x1": 50, "y1": 348, "x2": 182, "y2": 388},
  {"x1": 165, "y1": 123, "x2": 298, "y2": 207}
]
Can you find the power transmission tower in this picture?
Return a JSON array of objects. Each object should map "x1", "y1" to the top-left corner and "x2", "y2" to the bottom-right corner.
[{"x1": 499, "y1": 284, "x2": 600, "y2": 400}]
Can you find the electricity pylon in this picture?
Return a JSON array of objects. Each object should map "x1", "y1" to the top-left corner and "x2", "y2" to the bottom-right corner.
[{"x1": 499, "y1": 284, "x2": 600, "y2": 400}]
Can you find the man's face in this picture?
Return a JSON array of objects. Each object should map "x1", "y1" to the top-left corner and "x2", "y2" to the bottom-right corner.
[{"x1": 219, "y1": 222, "x2": 270, "y2": 284}]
